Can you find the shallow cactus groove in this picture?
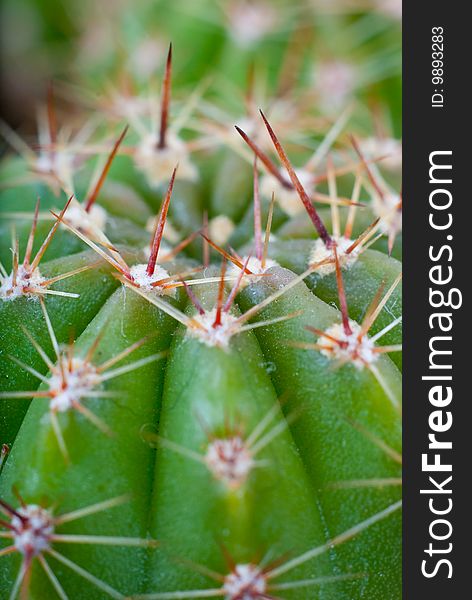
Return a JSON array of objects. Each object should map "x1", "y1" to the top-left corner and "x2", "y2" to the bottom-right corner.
[{"x1": 1, "y1": 5, "x2": 401, "y2": 597}]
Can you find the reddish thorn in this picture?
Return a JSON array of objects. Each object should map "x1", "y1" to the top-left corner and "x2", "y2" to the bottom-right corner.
[
  {"x1": 0, "y1": 499, "x2": 25, "y2": 521},
  {"x1": 12, "y1": 486, "x2": 26, "y2": 508},
  {"x1": 181, "y1": 280, "x2": 205, "y2": 316},
  {"x1": 47, "y1": 81, "x2": 57, "y2": 146},
  {"x1": 262, "y1": 192, "x2": 275, "y2": 270},
  {"x1": 202, "y1": 211, "x2": 210, "y2": 268},
  {"x1": 118, "y1": 71, "x2": 135, "y2": 98},
  {"x1": 350, "y1": 134, "x2": 386, "y2": 202},
  {"x1": 11, "y1": 238, "x2": 19, "y2": 288},
  {"x1": 228, "y1": 245, "x2": 244, "y2": 265},
  {"x1": 23, "y1": 198, "x2": 40, "y2": 267},
  {"x1": 32, "y1": 195, "x2": 74, "y2": 271},
  {"x1": 306, "y1": 325, "x2": 342, "y2": 346},
  {"x1": 85, "y1": 125, "x2": 129, "y2": 213},
  {"x1": 276, "y1": 21, "x2": 309, "y2": 98},
  {"x1": 0, "y1": 444, "x2": 9, "y2": 474},
  {"x1": 200, "y1": 234, "x2": 253, "y2": 274},
  {"x1": 259, "y1": 110, "x2": 332, "y2": 246},
  {"x1": 0, "y1": 519, "x2": 15, "y2": 531},
  {"x1": 151, "y1": 267, "x2": 201, "y2": 288},
  {"x1": 213, "y1": 259, "x2": 227, "y2": 328},
  {"x1": 346, "y1": 217, "x2": 380, "y2": 255},
  {"x1": 84, "y1": 322, "x2": 110, "y2": 364},
  {"x1": 253, "y1": 156, "x2": 263, "y2": 262},
  {"x1": 313, "y1": 154, "x2": 388, "y2": 185},
  {"x1": 223, "y1": 254, "x2": 251, "y2": 313},
  {"x1": 333, "y1": 244, "x2": 352, "y2": 336},
  {"x1": 234, "y1": 125, "x2": 292, "y2": 189},
  {"x1": 67, "y1": 331, "x2": 75, "y2": 372},
  {"x1": 147, "y1": 165, "x2": 177, "y2": 276},
  {"x1": 217, "y1": 540, "x2": 237, "y2": 572},
  {"x1": 359, "y1": 280, "x2": 387, "y2": 338},
  {"x1": 19, "y1": 554, "x2": 33, "y2": 600},
  {"x1": 369, "y1": 97, "x2": 387, "y2": 140},
  {"x1": 244, "y1": 62, "x2": 257, "y2": 118},
  {"x1": 160, "y1": 229, "x2": 202, "y2": 262},
  {"x1": 158, "y1": 43, "x2": 172, "y2": 150},
  {"x1": 260, "y1": 551, "x2": 292, "y2": 575}
]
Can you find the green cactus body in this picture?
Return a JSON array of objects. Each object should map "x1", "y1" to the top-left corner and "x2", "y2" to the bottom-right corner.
[
  {"x1": 0, "y1": 287, "x2": 174, "y2": 597},
  {"x1": 0, "y1": 166, "x2": 403, "y2": 600},
  {"x1": 0, "y1": 181, "x2": 403, "y2": 600},
  {"x1": 147, "y1": 283, "x2": 341, "y2": 597},
  {"x1": 239, "y1": 267, "x2": 402, "y2": 598},
  {"x1": 0, "y1": 251, "x2": 120, "y2": 443},
  {"x1": 210, "y1": 150, "x2": 253, "y2": 222},
  {"x1": 0, "y1": 257, "x2": 401, "y2": 598},
  {"x1": 1, "y1": 18, "x2": 402, "y2": 598}
]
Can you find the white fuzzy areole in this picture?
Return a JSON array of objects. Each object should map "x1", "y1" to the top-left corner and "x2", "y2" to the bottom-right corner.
[
  {"x1": 319, "y1": 321, "x2": 377, "y2": 370},
  {"x1": 260, "y1": 168, "x2": 315, "y2": 217},
  {"x1": 0, "y1": 265, "x2": 45, "y2": 301},
  {"x1": 375, "y1": 0, "x2": 402, "y2": 19},
  {"x1": 11, "y1": 505, "x2": 54, "y2": 557},
  {"x1": 134, "y1": 131, "x2": 198, "y2": 188},
  {"x1": 208, "y1": 215, "x2": 235, "y2": 247},
  {"x1": 308, "y1": 236, "x2": 360, "y2": 277},
  {"x1": 205, "y1": 436, "x2": 254, "y2": 487},
  {"x1": 228, "y1": 1, "x2": 277, "y2": 48},
  {"x1": 35, "y1": 150, "x2": 74, "y2": 185},
  {"x1": 128, "y1": 38, "x2": 166, "y2": 80},
  {"x1": 236, "y1": 111, "x2": 296, "y2": 152},
  {"x1": 129, "y1": 263, "x2": 176, "y2": 297},
  {"x1": 64, "y1": 203, "x2": 108, "y2": 233},
  {"x1": 372, "y1": 193, "x2": 402, "y2": 235},
  {"x1": 49, "y1": 357, "x2": 100, "y2": 413},
  {"x1": 223, "y1": 564, "x2": 267, "y2": 598},
  {"x1": 359, "y1": 137, "x2": 402, "y2": 171},
  {"x1": 108, "y1": 94, "x2": 149, "y2": 120},
  {"x1": 314, "y1": 60, "x2": 357, "y2": 112},
  {"x1": 229, "y1": 256, "x2": 279, "y2": 289},
  {"x1": 187, "y1": 309, "x2": 239, "y2": 349}
]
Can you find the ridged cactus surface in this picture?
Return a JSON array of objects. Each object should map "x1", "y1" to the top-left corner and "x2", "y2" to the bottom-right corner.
[{"x1": 0, "y1": 2, "x2": 401, "y2": 598}]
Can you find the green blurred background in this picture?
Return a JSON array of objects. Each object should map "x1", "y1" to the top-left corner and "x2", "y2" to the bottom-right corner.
[{"x1": 0, "y1": 0, "x2": 401, "y2": 134}]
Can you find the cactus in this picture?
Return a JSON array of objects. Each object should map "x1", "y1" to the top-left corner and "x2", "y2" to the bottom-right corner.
[{"x1": 0, "y1": 3, "x2": 401, "y2": 599}]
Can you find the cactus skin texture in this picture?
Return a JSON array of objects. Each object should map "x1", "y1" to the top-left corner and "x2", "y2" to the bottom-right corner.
[{"x1": 0, "y1": 11, "x2": 402, "y2": 598}]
